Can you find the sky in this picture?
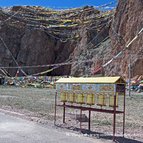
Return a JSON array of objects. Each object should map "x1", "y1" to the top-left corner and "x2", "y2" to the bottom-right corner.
[{"x1": 0, "y1": 0, "x2": 117, "y2": 9}]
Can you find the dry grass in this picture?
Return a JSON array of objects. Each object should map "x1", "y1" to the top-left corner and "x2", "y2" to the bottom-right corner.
[{"x1": 0, "y1": 86, "x2": 59, "y2": 121}]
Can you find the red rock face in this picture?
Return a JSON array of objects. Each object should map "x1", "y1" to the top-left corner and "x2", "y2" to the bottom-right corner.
[
  {"x1": 105, "y1": 0, "x2": 143, "y2": 78},
  {"x1": 0, "y1": 6, "x2": 110, "y2": 76},
  {"x1": 0, "y1": 2, "x2": 142, "y2": 77},
  {"x1": 0, "y1": 6, "x2": 79, "y2": 76}
]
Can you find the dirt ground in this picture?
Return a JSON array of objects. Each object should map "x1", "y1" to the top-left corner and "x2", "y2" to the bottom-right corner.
[{"x1": 0, "y1": 86, "x2": 143, "y2": 143}]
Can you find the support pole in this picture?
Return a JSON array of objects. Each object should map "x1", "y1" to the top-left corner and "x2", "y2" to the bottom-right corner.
[
  {"x1": 113, "y1": 93, "x2": 117, "y2": 141},
  {"x1": 54, "y1": 92, "x2": 57, "y2": 125},
  {"x1": 123, "y1": 89, "x2": 126, "y2": 137},
  {"x1": 88, "y1": 110, "x2": 91, "y2": 131},
  {"x1": 128, "y1": 54, "x2": 131, "y2": 97},
  {"x1": 80, "y1": 109, "x2": 82, "y2": 131},
  {"x1": 63, "y1": 102, "x2": 66, "y2": 123}
]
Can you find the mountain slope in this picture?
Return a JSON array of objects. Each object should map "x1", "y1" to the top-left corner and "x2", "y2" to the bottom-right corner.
[
  {"x1": 0, "y1": 0, "x2": 143, "y2": 77},
  {"x1": 105, "y1": 0, "x2": 143, "y2": 77}
]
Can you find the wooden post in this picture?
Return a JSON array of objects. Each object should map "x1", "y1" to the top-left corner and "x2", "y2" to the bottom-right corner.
[
  {"x1": 113, "y1": 93, "x2": 117, "y2": 141},
  {"x1": 80, "y1": 109, "x2": 82, "y2": 131},
  {"x1": 54, "y1": 92, "x2": 57, "y2": 125},
  {"x1": 128, "y1": 54, "x2": 131, "y2": 97},
  {"x1": 88, "y1": 110, "x2": 91, "y2": 131},
  {"x1": 63, "y1": 102, "x2": 66, "y2": 123},
  {"x1": 123, "y1": 88, "x2": 126, "y2": 137}
]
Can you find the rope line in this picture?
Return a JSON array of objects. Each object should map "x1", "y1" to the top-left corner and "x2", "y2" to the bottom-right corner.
[
  {"x1": 0, "y1": 36, "x2": 27, "y2": 76},
  {"x1": 102, "y1": 27, "x2": 143, "y2": 68}
]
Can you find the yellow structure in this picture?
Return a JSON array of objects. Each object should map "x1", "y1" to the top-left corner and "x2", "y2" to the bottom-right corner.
[
  {"x1": 97, "y1": 93, "x2": 106, "y2": 106},
  {"x1": 67, "y1": 92, "x2": 76, "y2": 103},
  {"x1": 56, "y1": 76, "x2": 125, "y2": 107},
  {"x1": 60, "y1": 92, "x2": 67, "y2": 102},
  {"x1": 86, "y1": 93, "x2": 95, "y2": 105},
  {"x1": 55, "y1": 76, "x2": 126, "y2": 141},
  {"x1": 56, "y1": 76, "x2": 125, "y2": 84},
  {"x1": 76, "y1": 93, "x2": 85, "y2": 104},
  {"x1": 109, "y1": 93, "x2": 119, "y2": 107}
]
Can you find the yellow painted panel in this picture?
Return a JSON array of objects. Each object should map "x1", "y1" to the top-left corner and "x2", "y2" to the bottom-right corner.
[
  {"x1": 67, "y1": 93, "x2": 76, "y2": 103},
  {"x1": 86, "y1": 94, "x2": 95, "y2": 105},
  {"x1": 76, "y1": 93, "x2": 85, "y2": 104},
  {"x1": 109, "y1": 93, "x2": 118, "y2": 107},
  {"x1": 60, "y1": 92, "x2": 67, "y2": 102},
  {"x1": 97, "y1": 93, "x2": 106, "y2": 106}
]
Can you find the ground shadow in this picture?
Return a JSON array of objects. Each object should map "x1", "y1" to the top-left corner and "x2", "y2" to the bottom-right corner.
[{"x1": 55, "y1": 124, "x2": 142, "y2": 143}]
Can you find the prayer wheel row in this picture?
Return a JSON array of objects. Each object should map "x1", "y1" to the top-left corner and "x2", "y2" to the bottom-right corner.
[
  {"x1": 60, "y1": 92, "x2": 118, "y2": 106},
  {"x1": 60, "y1": 92, "x2": 95, "y2": 105}
]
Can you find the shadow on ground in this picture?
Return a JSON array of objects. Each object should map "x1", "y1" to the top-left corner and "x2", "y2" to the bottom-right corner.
[{"x1": 55, "y1": 124, "x2": 142, "y2": 143}]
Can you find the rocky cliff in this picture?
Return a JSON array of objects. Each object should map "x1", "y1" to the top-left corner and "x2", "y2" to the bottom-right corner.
[
  {"x1": 105, "y1": 0, "x2": 143, "y2": 77},
  {"x1": 72, "y1": 0, "x2": 143, "y2": 78},
  {"x1": 0, "y1": 5, "x2": 112, "y2": 76},
  {"x1": 0, "y1": 0, "x2": 143, "y2": 77}
]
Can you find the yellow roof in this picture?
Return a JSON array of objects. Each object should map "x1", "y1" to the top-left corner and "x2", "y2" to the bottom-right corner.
[{"x1": 56, "y1": 76, "x2": 125, "y2": 84}]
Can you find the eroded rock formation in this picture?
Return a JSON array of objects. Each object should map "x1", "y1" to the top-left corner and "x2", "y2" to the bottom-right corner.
[{"x1": 0, "y1": 0, "x2": 142, "y2": 77}]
